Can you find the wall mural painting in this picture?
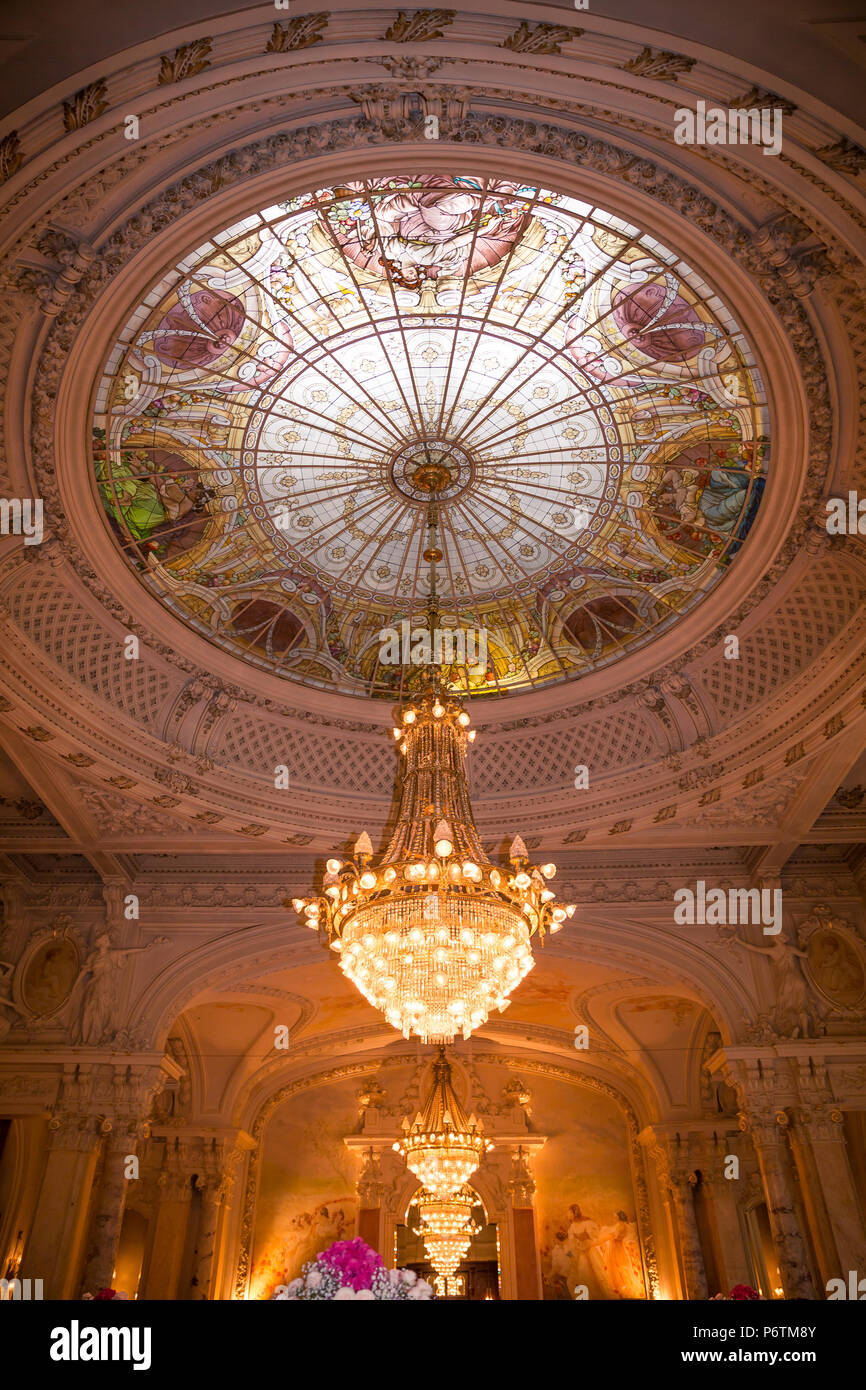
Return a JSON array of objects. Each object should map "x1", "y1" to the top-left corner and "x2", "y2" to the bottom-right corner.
[
  {"x1": 529, "y1": 1077, "x2": 648, "y2": 1301},
  {"x1": 248, "y1": 1078, "x2": 368, "y2": 1299},
  {"x1": 93, "y1": 175, "x2": 769, "y2": 697}
]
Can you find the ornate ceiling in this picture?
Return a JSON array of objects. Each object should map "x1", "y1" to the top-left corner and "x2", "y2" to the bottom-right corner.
[
  {"x1": 0, "y1": 15, "x2": 865, "y2": 1265},
  {"x1": 94, "y1": 175, "x2": 767, "y2": 696}
]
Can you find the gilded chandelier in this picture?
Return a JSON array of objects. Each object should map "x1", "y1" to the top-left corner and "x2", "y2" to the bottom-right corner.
[
  {"x1": 401, "y1": 1055, "x2": 488, "y2": 1280},
  {"x1": 394, "y1": 1046, "x2": 491, "y2": 1196},
  {"x1": 412, "y1": 1187, "x2": 482, "y2": 1280},
  {"x1": 291, "y1": 689, "x2": 575, "y2": 1043}
]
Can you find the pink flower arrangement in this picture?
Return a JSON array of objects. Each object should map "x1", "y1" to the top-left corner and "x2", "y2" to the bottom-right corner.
[
  {"x1": 271, "y1": 1238, "x2": 433, "y2": 1301},
  {"x1": 710, "y1": 1284, "x2": 763, "y2": 1300},
  {"x1": 82, "y1": 1288, "x2": 129, "y2": 1301},
  {"x1": 319, "y1": 1238, "x2": 383, "y2": 1292}
]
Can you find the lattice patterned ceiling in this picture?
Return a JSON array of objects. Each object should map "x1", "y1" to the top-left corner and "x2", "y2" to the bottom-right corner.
[{"x1": 93, "y1": 174, "x2": 769, "y2": 699}]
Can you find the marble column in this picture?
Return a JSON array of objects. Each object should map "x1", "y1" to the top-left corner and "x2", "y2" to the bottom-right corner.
[
  {"x1": 668, "y1": 1172, "x2": 709, "y2": 1300},
  {"x1": 356, "y1": 1146, "x2": 385, "y2": 1257},
  {"x1": 189, "y1": 1175, "x2": 221, "y2": 1299},
  {"x1": 747, "y1": 1111, "x2": 816, "y2": 1299},
  {"x1": 793, "y1": 1106, "x2": 866, "y2": 1285},
  {"x1": 20, "y1": 1110, "x2": 101, "y2": 1300},
  {"x1": 143, "y1": 1164, "x2": 193, "y2": 1300},
  {"x1": 81, "y1": 1120, "x2": 143, "y2": 1294},
  {"x1": 786, "y1": 1113, "x2": 839, "y2": 1289},
  {"x1": 508, "y1": 1146, "x2": 542, "y2": 1301},
  {"x1": 700, "y1": 1161, "x2": 752, "y2": 1291},
  {"x1": 189, "y1": 1147, "x2": 243, "y2": 1302}
]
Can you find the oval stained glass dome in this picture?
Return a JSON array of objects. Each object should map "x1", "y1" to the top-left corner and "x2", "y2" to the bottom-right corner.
[{"x1": 92, "y1": 174, "x2": 769, "y2": 698}]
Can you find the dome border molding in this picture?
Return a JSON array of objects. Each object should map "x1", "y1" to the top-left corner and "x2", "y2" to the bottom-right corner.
[
  {"x1": 33, "y1": 115, "x2": 823, "y2": 723},
  {"x1": 1, "y1": 0, "x2": 863, "y2": 244},
  {"x1": 1, "y1": 570, "x2": 864, "y2": 847}
]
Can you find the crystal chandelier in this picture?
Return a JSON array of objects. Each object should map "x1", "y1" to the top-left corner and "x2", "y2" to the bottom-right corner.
[
  {"x1": 412, "y1": 1186, "x2": 481, "y2": 1280},
  {"x1": 394, "y1": 1046, "x2": 491, "y2": 1197},
  {"x1": 291, "y1": 688, "x2": 575, "y2": 1043}
]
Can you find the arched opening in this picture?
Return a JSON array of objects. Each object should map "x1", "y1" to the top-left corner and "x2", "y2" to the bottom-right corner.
[{"x1": 397, "y1": 1186, "x2": 499, "y2": 1300}]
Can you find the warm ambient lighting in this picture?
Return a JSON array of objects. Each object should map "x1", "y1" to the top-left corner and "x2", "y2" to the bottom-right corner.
[
  {"x1": 394, "y1": 1047, "x2": 491, "y2": 1197},
  {"x1": 289, "y1": 690, "x2": 575, "y2": 1043}
]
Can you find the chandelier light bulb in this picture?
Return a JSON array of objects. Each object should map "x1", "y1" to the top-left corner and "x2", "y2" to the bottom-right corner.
[
  {"x1": 541, "y1": 863, "x2": 557, "y2": 879},
  {"x1": 354, "y1": 831, "x2": 373, "y2": 859},
  {"x1": 458, "y1": 711, "x2": 471, "y2": 727},
  {"x1": 403, "y1": 709, "x2": 416, "y2": 725},
  {"x1": 434, "y1": 819, "x2": 453, "y2": 857},
  {"x1": 326, "y1": 858, "x2": 342, "y2": 874},
  {"x1": 509, "y1": 834, "x2": 528, "y2": 862}
]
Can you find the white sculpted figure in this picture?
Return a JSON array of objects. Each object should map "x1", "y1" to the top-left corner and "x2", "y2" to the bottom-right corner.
[
  {"x1": 731, "y1": 930, "x2": 816, "y2": 1038},
  {"x1": 78, "y1": 934, "x2": 160, "y2": 1046}
]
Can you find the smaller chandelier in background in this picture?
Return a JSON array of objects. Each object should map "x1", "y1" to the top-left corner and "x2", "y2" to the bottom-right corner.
[
  {"x1": 412, "y1": 1186, "x2": 482, "y2": 1280},
  {"x1": 394, "y1": 1047, "x2": 491, "y2": 1198}
]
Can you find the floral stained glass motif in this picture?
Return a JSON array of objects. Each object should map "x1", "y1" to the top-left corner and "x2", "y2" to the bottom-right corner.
[{"x1": 92, "y1": 174, "x2": 769, "y2": 697}]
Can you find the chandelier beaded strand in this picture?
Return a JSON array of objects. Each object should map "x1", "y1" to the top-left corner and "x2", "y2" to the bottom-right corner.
[{"x1": 290, "y1": 692, "x2": 576, "y2": 1044}]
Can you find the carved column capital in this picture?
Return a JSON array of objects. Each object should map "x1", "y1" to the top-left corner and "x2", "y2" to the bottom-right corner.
[
  {"x1": 47, "y1": 1108, "x2": 103, "y2": 1153},
  {"x1": 507, "y1": 1144, "x2": 536, "y2": 1206},
  {"x1": 791, "y1": 1103, "x2": 846, "y2": 1146}
]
